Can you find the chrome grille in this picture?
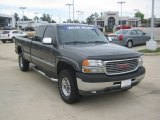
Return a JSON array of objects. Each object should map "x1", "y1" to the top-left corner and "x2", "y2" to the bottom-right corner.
[{"x1": 105, "y1": 58, "x2": 138, "y2": 75}]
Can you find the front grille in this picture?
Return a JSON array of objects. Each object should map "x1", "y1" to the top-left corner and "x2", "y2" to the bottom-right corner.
[{"x1": 105, "y1": 58, "x2": 138, "y2": 75}]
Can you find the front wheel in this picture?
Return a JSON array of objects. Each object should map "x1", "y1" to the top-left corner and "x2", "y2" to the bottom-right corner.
[
  {"x1": 18, "y1": 53, "x2": 29, "y2": 71},
  {"x1": 58, "y1": 69, "x2": 80, "y2": 104},
  {"x1": 12, "y1": 37, "x2": 16, "y2": 43}
]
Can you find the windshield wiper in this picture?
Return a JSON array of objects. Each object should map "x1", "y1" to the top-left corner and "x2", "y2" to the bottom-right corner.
[
  {"x1": 88, "y1": 41, "x2": 107, "y2": 44},
  {"x1": 64, "y1": 41, "x2": 87, "y2": 44}
]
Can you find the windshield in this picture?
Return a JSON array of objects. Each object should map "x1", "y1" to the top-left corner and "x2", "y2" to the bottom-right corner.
[
  {"x1": 58, "y1": 25, "x2": 108, "y2": 44},
  {"x1": 114, "y1": 29, "x2": 129, "y2": 35}
]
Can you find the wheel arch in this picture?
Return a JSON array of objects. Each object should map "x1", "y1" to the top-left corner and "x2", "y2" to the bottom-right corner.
[
  {"x1": 126, "y1": 38, "x2": 133, "y2": 44},
  {"x1": 17, "y1": 46, "x2": 23, "y2": 55},
  {"x1": 126, "y1": 38, "x2": 133, "y2": 46},
  {"x1": 57, "y1": 58, "x2": 80, "y2": 76}
]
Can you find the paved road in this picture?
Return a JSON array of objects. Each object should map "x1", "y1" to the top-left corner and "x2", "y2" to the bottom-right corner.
[{"x1": 0, "y1": 42, "x2": 160, "y2": 120}]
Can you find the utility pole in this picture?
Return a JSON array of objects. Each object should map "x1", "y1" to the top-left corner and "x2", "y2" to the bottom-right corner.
[
  {"x1": 117, "y1": 1, "x2": 125, "y2": 29},
  {"x1": 19, "y1": 7, "x2": 26, "y2": 21},
  {"x1": 66, "y1": 3, "x2": 72, "y2": 23},
  {"x1": 146, "y1": 0, "x2": 157, "y2": 50},
  {"x1": 34, "y1": 12, "x2": 38, "y2": 27},
  {"x1": 81, "y1": 11, "x2": 84, "y2": 23},
  {"x1": 76, "y1": 11, "x2": 81, "y2": 23},
  {"x1": 72, "y1": 0, "x2": 74, "y2": 23},
  {"x1": 76, "y1": 11, "x2": 84, "y2": 23},
  {"x1": 134, "y1": 9, "x2": 140, "y2": 27}
]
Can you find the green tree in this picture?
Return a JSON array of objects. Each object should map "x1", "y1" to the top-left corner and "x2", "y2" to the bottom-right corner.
[
  {"x1": 21, "y1": 15, "x2": 30, "y2": 21},
  {"x1": 40, "y1": 13, "x2": 56, "y2": 23},
  {"x1": 51, "y1": 20, "x2": 56, "y2": 23},
  {"x1": 33, "y1": 16, "x2": 39, "y2": 21},
  {"x1": 86, "y1": 12, "x2": 99, "y2": 24},
  {"x1": 40, "y1": 13, "x2": 47, "y2": 21},
  {"x1": 134, "y1": 11, "x2": 144, "y2": 20},
  {"x1": 14, "y1": 13, "x2": 19, "y2": 21},
  {"x1": 46, "y1": 14, "x2": 51, "y2": 23}
]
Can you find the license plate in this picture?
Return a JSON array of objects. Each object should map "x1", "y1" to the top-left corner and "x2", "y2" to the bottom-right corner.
[
  {"x1": 108, "y1": 37, "x2": 112, "y2": 41},
  {"x1": 121, "y1": 79, "x2": 131, "y2": 88}
]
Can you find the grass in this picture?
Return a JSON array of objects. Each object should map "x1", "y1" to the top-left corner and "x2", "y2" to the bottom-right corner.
[{"x1": 139, "y1": 47, "x2": 160, "y2": 53}]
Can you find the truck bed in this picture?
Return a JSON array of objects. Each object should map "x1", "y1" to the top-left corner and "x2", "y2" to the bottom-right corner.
[{"x1": 15, "y1": 36, "x2": 32, "y2": 62}]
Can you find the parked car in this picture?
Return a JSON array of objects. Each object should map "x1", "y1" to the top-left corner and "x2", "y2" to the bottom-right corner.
[
  {"x1": 22, "y1": 27, "x2": 35, "y2": 31},
  {"x1": 108, "y1": 29, "x2": 151, "y2": 48},
  {"x1": 3, "y1": 26, "x2": 15, "y2": 30},
  {"x1": 115, "y1": 25, "x2": 131, "y2": 30},
  {"x1": 0, "y1": 30, "x2": 27, "y2": 43},
  {"x1": 15, "y1": 24, "x2": 145, "y2": 104},
  {"x1": 155, "y1": 23, "x2": 160, "y2": 27}
]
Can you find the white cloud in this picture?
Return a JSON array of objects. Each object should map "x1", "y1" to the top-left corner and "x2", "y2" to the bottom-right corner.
[
  {"x1": 0, "y1": 0, "x2": 159, "y2": 22},
  {"x1": 0, "y1": 0, "x2": 65, "y2": 9}
]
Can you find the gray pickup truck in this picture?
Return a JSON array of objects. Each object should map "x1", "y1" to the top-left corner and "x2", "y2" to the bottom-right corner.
[{"x1": 15, "y1": 24, "x2": 145, "y2": 104}]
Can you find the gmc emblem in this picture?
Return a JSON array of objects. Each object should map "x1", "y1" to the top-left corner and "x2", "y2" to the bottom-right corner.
[{"x1": 117, "y1": 63, "x2": 129, "y2": 69}]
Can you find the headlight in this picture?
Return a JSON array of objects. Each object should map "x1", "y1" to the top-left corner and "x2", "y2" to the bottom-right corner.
[
  {"x1": 82, "y1": 60, "x2": 105, "y2": 73},
  {"x1": 138, "y1": 56, "x2": 143, "y2": 67}
]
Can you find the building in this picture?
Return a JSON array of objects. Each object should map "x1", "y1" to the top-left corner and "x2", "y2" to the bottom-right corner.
[
  {"x1": 95, "y1": 11, "x2": 141, "y2": 32},
  {"x1": 17, "y1": 20, "x2": 48, "y2": 29},
  {"x1": 0, "y1": 14, "x2": 15, "y2": 29}
]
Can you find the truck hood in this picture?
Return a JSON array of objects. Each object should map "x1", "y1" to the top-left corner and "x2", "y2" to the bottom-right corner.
[{"x1": 63, "y1": 43, "x2": 141, "y2": 60}]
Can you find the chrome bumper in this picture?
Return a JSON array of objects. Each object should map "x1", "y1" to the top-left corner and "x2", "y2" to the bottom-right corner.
[{"x1": 77, "y1": 74, "x2": 145, "y2": 94}]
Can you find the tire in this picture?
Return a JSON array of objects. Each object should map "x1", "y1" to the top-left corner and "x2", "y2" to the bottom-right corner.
[
  {"x1": 58, "y1": 69, "x2": 80, "y2": 104},
  {"x1": 126, "y1": 40, "x2": 133, "y2": 48},
  {"x1": 18, "y1": 53, "x2": 29, "y2": 71},
  {"x1": 12, "y1": 37, "x2": 16, "y2": 43},
  {"x1": 2, "y1": 40, "x2": 6, "y2": 43}
]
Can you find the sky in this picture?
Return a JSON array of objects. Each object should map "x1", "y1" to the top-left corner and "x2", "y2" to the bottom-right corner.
[{"x1": 0, "y1": 0, "x2": 159, "y2": 22}]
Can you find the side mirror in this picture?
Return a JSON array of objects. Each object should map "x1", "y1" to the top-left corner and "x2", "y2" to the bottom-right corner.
[
  {"x1": 42, "y1": 38, "x2": 52, "y2": 44},
  {"x1": 143, "y1": 32, "x2": 146, "y2": 35}
]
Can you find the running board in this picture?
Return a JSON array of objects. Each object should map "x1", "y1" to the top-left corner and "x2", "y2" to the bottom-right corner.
[{"x1": 33, "y1": 66, "x2": 58, "y2": 82}]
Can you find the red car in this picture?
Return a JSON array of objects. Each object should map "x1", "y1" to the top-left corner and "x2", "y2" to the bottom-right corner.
[{"x1": 116, "y1": 25, "x2": 131, "y2": 30}]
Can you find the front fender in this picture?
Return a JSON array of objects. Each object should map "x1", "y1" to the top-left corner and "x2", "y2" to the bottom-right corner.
[{"x1": 57, "y1": 56, "x2": 81, "y2": 72}]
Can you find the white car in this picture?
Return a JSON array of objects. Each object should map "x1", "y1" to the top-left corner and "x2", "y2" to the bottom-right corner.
[{"x1": 0, "y1": 30, "x2": 27, "y2": 43}]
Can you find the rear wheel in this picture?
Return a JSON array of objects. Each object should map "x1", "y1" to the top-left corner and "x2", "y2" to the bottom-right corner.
[
  {"x1": 18, "y1": 53, "x2": 29, "y2": 71},
  {"x1": 2, "y1": 40, "x2": 6, "y2": 43},
  {"x1": 58, "y1": 69, "x2": 80, "y2": 104},
  {"x1": 126, "y1": 40, "x2": 133, "y2": 48}
]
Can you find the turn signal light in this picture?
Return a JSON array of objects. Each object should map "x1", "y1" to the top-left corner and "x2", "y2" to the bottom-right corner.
[{"x1": 82, "y1": 60, "x2": 89, "y2": 66}]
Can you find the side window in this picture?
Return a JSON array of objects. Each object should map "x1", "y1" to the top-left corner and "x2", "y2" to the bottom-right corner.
[
  {"x1": 130, "y1": 30, "x2": 137, "y2": 36},
  {"x1": 43, "y1": 26, "x2": 56, "y2": 39},
  {"x1": 2, "y1": 31, "x2": 10, "y2": 34},
  {"x1": 12, "y1": 31, "x2": 18, "y2": 34},
  {"x1": 136, "y1": 30, "x2": 144, "y2": 36},
  {"x1": 34, "y1": 26, "x2": 46, "y2": 42}
]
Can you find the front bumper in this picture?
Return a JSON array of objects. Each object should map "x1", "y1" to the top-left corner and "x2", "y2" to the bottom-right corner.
[{"x1": 76, "y1": 67, "x2": 145, "y2": 95}]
